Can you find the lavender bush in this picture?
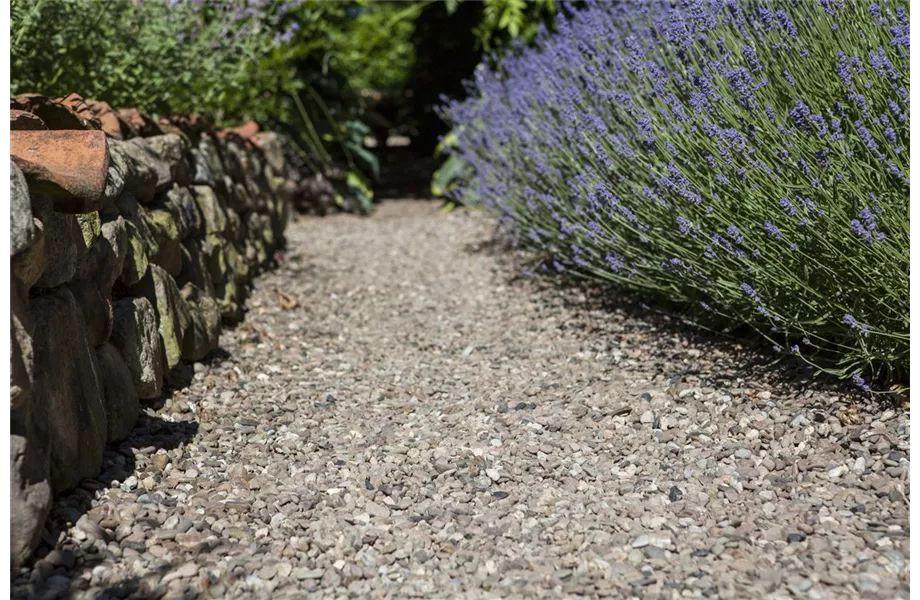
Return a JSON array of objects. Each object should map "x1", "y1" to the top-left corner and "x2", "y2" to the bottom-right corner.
[{"x1": 447, "y1": 0, "x2": 909, "y2": 389}]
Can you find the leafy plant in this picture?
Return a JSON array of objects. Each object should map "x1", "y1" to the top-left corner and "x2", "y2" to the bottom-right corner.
[
  {"x1": 10, "y1": 0, "x2": 382, "y2": 213},
  {"x1": 444, "y1": 0, "x2": 556, "y2": 52}
]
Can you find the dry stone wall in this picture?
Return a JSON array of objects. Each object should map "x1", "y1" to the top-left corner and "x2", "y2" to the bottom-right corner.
[{"x1": 9, "y1": 93, "x2": 310, "y2": 567}]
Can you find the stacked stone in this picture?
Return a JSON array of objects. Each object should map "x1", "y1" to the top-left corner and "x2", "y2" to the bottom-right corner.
[{"x1": 9, "y1": 93, "x2": 300, "y2": 567}]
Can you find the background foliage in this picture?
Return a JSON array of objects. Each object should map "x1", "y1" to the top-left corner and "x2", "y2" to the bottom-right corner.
[{"x1": 10, "y1": 0, "x2": 553, "y2": 208}]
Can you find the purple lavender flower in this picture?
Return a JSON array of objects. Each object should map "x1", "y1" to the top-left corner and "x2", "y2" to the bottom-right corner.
[
  {"x1": 778, "y1": 197, "x2": 796, "y2": 216},
  {"x1": 852, "y1": 373, "x2": 871, "y2": 391},
  {"x1": 726, "y1": 224, "x2": 744, "y2": 244},
  {"x1": 605, "y1": 253, "x2": 624, "y2": 273},
  {"x1": 727, "y1": 67, "x2": 758, "y2": 109},
  {"x1": 764, "y1": 221, "x2": 783, "y2": 240},
  {"x1": 843, "y1": 314, "x2": 869, "y2": 333},
  {"x1": 775, "y1": 10, "x2": 798, "y2": 36},
  {"x1": 819, "y1": 0, "x2": 843, "y2": 15}
]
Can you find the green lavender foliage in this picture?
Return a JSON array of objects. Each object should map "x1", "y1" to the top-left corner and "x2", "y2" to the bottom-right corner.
[{"x1": 447, "y1": 1, "x2": 909, "y2": 389}]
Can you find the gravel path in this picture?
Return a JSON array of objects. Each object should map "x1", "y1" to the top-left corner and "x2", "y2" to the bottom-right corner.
[{"x1": 14, "y1": 200, "x2": 909, "y2": 599}]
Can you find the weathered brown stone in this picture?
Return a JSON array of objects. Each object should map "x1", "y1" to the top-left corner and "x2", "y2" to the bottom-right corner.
[
  {"x1": 158, "y1": 113, "x2": 211, "y2": 142},
  {"x1": 10, "y1": 109, "x2": 47, "y2": 131},
  {"x1": 55, "y1": 93, "x2": 103, "y2": 129},
  {"x1": 85, "y1": 99, "x2": 131, "y2": 140},
  {"x1": 11, "y1": 93, "x2": 99, "y2": 130},
  {"x1": 11, "y1": 130, "x2": 111, "y2": 213},
  {"x1": 117, "y1": 108, "x2": 163, "y2": 137},
  {"x1": 218, "y1": 119, "x2": 260, "y2": 141}
]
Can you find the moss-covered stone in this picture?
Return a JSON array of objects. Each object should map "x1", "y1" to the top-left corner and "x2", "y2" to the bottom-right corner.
[
  {"x1": 225, "y1": 243, "x2": 249, "y2": 283},
  {"x1": 206, "y1": 236, "x2": 229, "y2": 285},
  {"x1": 143, "y1": 208, "x2": 182, "y2": 277},
  {"x1": 129, "y1": 265, "x2": 190, "y2": 371},
  {"x1": 76, "y1": 211, "x2": 101, "y2": 249},
  {"x1": 122, "y1": 220, "x2": 151, "y2": 285},
  {"x1": 115, "y1": 193, "x2": 158, "y2": 286},
  {"x1": 192, "y1": 185, "x2": 228, "y2": 235}
]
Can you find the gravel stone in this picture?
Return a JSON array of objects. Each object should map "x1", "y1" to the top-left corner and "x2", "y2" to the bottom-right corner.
[{"x1": 12, "y1": 201, "x2": 911, "y2": 600}]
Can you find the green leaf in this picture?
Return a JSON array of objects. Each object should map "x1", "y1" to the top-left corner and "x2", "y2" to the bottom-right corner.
[
  {"x1": 346, "y1": 170, "x2": 375, "y2": 214},
  {"x1": 431, "y1": 154, "x2": 469, "y2": 197}
]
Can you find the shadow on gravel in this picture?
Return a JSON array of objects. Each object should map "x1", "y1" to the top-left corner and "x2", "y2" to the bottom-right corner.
[
  {"x1": 462, "y1": 233, "x2": 900, "y2": 415},
  {"x1": 15, "y1": 413, "x2": 199, "y2": 600},
  {"x1": 16, "y1": 346, "x2": 242, "y2": 598}
]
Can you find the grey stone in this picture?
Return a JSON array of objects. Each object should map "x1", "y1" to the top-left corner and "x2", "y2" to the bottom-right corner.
[
  {"x1": 226, "y1": 179, "x2": 250, "y2": 213},
  {"x1": 158, "y1": 186, "x2": 202, "y2": 240},
  {"x1": 128, "y1": 265, "x2": 191, "y2": 371},
  {"x1": 253, "y1": 132, "x2": 286, "y2": 175},
  {"x1": 10, "y1": 275, "x2": 33, "y2": 413},
  {"x1": 196, "y1": 135, "x2": 227, "y2": 182},
  {"x1": 114, "y1": 192, "x2": 155, "y2": 286},
  {"x1": 179, "y1": 239, "x2": 215, "y2": 297},
  {"x1": 96, "y1": 343, "x2": 140, "y2": 443},
  {"x1": 28, "y1": 287, "x2": 106, "y2": 494},
  {"x1": 103, "y1": 142, "x2": 128, "y2": 205},
  {"x1": 10, "y1": 434, "x2": 51, "y2": 569},
  {"x1": 114, "y1": 138, "x2": 169, "y2": 200},
  {"x1": 180, "y1": 283, "x2": 221, "y2": 362},
  {"x1": 190, "y1": 149, "x2": 216, "y2": 188},
  {"x1": 67, "y1": 216, "x2": 127, "y2": 347},
  {"x1": 11, "y1": 160, "x2": 34, "y2": 256},
  {"x1": 12, "y1": 217, "x2": 46, "y2": 289},
  {"x1": 143, "y1": 207, "x2": 182, "y2": 277},
  {"x1": 192, "y1": 185, "x2": 228, "y2": 236},
  {"x1": 108, "y1": 139, "x2": 159, "y2": 192},
  {"x1": 219, "y1": 139, "x2": 247, "y2": 182},
  {"x1": 110, "y1": 297, "x2": 164, "y2": 399},
  {"x1": 144, "y1": 134, "x2": 191, "y2": 187},
  {"x1": 32, "y1": 195, "x2": 84, "y2": 288}
]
